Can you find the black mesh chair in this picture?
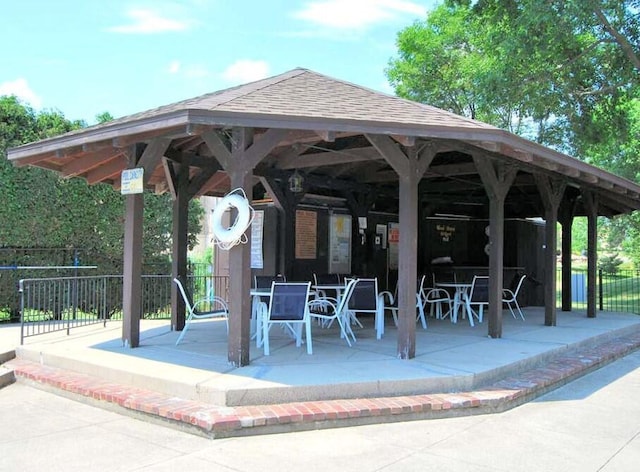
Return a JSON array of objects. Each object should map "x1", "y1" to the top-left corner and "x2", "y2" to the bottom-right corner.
[
  {"x1": 262, "y1": 282, "x2": 312, "y2": 355},
  {"x1": 467, "y1": 275, "x2": 489, "y2": 325}
]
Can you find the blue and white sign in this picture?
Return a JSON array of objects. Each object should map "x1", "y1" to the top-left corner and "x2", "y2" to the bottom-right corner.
[{"x1": 121, "y1": 168, "x2": 144, "y2": 195}]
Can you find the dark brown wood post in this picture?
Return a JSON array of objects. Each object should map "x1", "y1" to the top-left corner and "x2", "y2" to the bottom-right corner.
[
  {"x1": 122, "y1": 140, "x2": 169, "y2": 348},
  {"x1": 202, "y1": 127, "x2": 288, "y2": 366},
  {"x1": 559, "y1": 196, "x2": 577, "y2": 311},
  {"x1": 170, "y1": 157, "x2": 190, "y2": 331},
  {"x1": 535, "y1": 175, "x2": 566, "y2": 326},
  {"x1": 122, "y1": 190, "x2": 143, "y2": 348},
  {"x1": 366, "y1": 135, "x2": 434, "y2": 359},
  {"x1": 583, "y1": 191, "x2": 598, "y2": 318},
  {"x1": 474, "y1": 156, "x2": 517, "y2": 338}
]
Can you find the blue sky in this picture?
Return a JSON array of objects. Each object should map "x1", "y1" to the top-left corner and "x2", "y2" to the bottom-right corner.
[{"x1": 1, "y1": 0, "x2": 439, "y2": 125}]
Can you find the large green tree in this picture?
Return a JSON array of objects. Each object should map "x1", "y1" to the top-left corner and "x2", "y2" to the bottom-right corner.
[
  {"x1": 386, "y1": 0, "x2": 640, "y2": 263},
  {"x1": 1, "y1": 96, "x2": 204, "y2": 317}
]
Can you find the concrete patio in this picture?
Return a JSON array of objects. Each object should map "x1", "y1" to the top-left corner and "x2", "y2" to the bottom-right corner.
[{"x1": 2, "y1": 308, "x2": 640, "y2": 438}]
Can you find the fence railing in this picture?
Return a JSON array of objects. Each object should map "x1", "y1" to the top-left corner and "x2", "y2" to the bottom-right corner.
[
  {"x1": 18, "y1": 274, "x2": 229, "y2": 343},
  {"x1": 557, "y1": 268, "x2": 640, "y2": 314}
]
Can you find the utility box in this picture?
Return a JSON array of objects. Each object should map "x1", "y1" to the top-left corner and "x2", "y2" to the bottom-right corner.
[{"x1": 571, "y1": 273, "x2": 586, "y2": 302}]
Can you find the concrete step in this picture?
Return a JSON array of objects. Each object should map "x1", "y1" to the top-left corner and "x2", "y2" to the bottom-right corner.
[
  {"x1": 7, "y1": 329, "x2": 640, "y2": 439},
  {"x1": 0, "y1": 350, "x2": 16, "y2": 389}
]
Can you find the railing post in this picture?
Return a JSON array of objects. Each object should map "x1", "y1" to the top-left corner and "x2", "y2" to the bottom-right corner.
[
  {"x1": 598, "y1": 269, "x2": 603, "y2": 311},
  {"x1": 19, "y1": 280, "x2": 25, "y2": 345}
]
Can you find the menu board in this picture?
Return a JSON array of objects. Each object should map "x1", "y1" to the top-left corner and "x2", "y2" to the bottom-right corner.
[
  {"x1": 329, "y1": 214, "x2": 351, "y2": 274},
  {"x1": 295, "y1": 210, "x2": 317, "y2": 259}
]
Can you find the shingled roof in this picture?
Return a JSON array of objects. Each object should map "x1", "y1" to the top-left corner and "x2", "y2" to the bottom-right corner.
[{"x1": 7, "y1": 67, "x2": 640, "y2": 217}]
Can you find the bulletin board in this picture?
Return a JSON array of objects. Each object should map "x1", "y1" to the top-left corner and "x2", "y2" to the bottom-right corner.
[{"x1": 329, "y1": 214, "x2": 351, "y2": 274}]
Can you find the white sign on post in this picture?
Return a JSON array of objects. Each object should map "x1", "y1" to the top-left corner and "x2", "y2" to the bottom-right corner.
[{"x1": 121, "y1": 168, "x2": 144, "y2": 195}]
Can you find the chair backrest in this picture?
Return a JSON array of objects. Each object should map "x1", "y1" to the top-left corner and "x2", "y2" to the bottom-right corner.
[
  {"x1": 173, "y1": 277, "x2": 194, "y2": 313},
  {"x1": 432, "y1": 268, "x2": 457, "y2": 286},
  {"x1": 254, "y1": 274, "x2": 286, "y2": 289},
  {"x1": 348, "y1": 278, "x2": 379, "y2": 312},
  {"x1": 470, "y1": 276, "x2": 489, "y2": 303},
  {"x1": 268, "y1": 282, "x2": 311, "y2": 321},
  {"x1": 510, "y1": 274, "x2": 527, "y2": 295},
  {"x1": 313, "y1": 273, "x2": 340, "y2": 285}
]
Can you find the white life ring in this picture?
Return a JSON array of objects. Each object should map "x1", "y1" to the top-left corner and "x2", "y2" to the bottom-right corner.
[{"x1": 212, "y1": 193, "x2": 252, "y2": 245}]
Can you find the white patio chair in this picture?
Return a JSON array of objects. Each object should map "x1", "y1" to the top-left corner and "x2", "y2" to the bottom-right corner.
[
  {"x1": 262, "y1": 282, "x2": 313, "y2": 356},
  {"x1": 307, "y1": 278, "x2": 358, "y2": 346},
  {"x1": 419, "y1": 276, "x2": 452, "y2": 322},
  {"x1": 173, "y1": 277, "x2": 229, "y2": 346},
  {"x1": 379, "y1": 275, "x2": 428, "y2": 332},
  {"x1": 503, "y1": 274, "x2": 527, "y2": 320}
]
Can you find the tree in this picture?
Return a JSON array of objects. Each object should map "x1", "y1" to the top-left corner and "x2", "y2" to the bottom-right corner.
[
  {"x1": 0, "y1": 96, "x2": 204, "y2": 318},
  {"x1": 388, "y1": 0, "x2": 639, "y2": 154}
]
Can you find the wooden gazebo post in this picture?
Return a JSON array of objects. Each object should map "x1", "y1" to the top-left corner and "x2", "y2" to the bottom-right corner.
[
  {"x1": 473, "y1": 156, "x2": 517, "y2": 338},
  {"x1": 367, "y1": 135, "x2": 434, "y2": 358},
  {"x1": 559, "y1": 195, "x2": 577, "y2": 312},
  {"x1": 583, "y1": 191, "x2": 598, "y2": 318},
  {"x1": 535, "y1": 175, "x2": 566, "y2": 326},
  {"x1": 122, "y1": 139, "x2": 170, "y2": 348},
  {"x1": 202, "y1": 127, "x2": 288, "y2": 366}
]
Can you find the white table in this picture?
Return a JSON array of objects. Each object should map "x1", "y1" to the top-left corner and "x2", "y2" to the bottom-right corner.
[{"x1": 435, "y1": 282, "x2": 474, "y2": 326}]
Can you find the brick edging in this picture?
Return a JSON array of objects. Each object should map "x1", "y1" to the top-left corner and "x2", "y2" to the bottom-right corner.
[{"x1": 7, "y1": 331, "x2": 640, "y2": 438}]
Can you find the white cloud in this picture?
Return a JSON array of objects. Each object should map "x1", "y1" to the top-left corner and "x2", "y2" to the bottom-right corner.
[
  {"x1": 0, "y1": 78, "x2": 42, "y2": 108},
  {"x1": 292, "y1": 0, "x2": 426, "y2": 30},
  {"x1": 168, "y1": 60, "x2": 181, "y2": 74},
  {"x1": 107, "y1": 8, "x2": 192, "y2": 34},
  {"x1": 221, "y1": 60, "x2": 270, "y2": 84}
]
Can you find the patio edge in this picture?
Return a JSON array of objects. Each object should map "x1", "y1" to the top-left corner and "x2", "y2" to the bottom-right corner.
[{"x1": 6, "y1": 329, "x2": 640, "y2": 439}]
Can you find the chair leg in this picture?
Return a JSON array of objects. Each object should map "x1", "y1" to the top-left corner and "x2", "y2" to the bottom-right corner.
[
  {"x1": 507, "y1": 302, "x2": 517, "y2": 319},
  {"x1": 514, "y1": 300, "x2": 525, "y2": 320},
  {"x1": 175, "y1": 315, "x2": 193, "y2": 346},
  {"x1": 263, "y1": 317, "x2": 270, "y2": 356},
  {"x1": 416, "y1": 297, "x2": 427, "y2": 330},
  {"x1": 305, "y1": 319, "x2": 313, "y2": 354}
]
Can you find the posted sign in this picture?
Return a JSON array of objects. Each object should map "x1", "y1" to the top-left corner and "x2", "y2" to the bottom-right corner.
[{"x1": 121, "y1": 168, "x2": 144, "y2": 195}]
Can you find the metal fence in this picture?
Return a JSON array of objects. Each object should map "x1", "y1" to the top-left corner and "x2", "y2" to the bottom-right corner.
[
  {"x1": 18, "y1": 273, "x2": 228, "y2": 343},
  {"x1": 557, "y1": 268, "x2": 640, "y2": 314}
]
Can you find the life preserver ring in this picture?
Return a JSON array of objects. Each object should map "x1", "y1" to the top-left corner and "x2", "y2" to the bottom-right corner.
[{"x1": 212, "y1": 192, "x2": 252, "y2": 246}]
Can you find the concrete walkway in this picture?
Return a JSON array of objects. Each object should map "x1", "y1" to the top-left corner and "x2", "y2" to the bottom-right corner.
[
  {"x1": 1, "y1": 308, "x2": 640, "y2": 438},
  {"x1": 2, "y1": 350, "x2": 639, "y2": 471}
]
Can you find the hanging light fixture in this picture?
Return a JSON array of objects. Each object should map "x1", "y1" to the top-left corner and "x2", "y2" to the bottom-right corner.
[{"x1": 288, "y1": 170, "x2": 304, "y2": 193}]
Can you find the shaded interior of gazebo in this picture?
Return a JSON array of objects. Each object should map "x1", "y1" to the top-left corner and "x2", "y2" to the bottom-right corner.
[{"x1": 8, "y1": 68, "x2": 640, "y2": 366}]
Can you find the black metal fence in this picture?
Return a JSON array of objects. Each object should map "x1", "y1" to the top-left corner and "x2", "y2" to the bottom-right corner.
[
  {"x1": 557, "y1": 268, "x2": 640, "y2": 314},
  {"x1": 18, "y1": 273, "x2": 228, "y2": 343}
]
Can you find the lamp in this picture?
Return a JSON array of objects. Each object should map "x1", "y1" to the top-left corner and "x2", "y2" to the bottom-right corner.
[{"x1": 288, "y1": 170, "x2": 304, "y2": 193}]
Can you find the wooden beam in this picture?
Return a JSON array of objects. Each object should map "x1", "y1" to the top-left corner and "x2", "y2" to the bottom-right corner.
[
  {"x1": 391, "y1": 135, "x2": 416, "y2": 147},
  {"x1": 61, "y1": 149, "x2": 123, "y2": 178},
  {"x1": 365, "y1": 134, "x2": 409, "y2": 178},
  {"x1": 112, "y1": 125, "x2": 187, "y2": 148},
  {"x1": 277, "y1": 146, "x2": 381, "y2": 169},
  {"x1": 315, "y1": 130, "x2": 336, "y2": 142},
  {"x1": 138, "y1": 138, "x2": 171, "y2": 185},
  {"x1": 242, "y1": 128, "x2": 289, "y2": 170},
  {"x1": 86, "y1": 155, "x2": 127, "y2": 184},
  {"x1": 200, "y1": 130, "x2": 232, "y2": 169},
  {"x1": 193, "y1": 170, "x2": 228, "y2": 198}
]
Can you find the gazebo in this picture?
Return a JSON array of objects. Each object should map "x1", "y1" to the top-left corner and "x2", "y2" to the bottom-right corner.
[{"x1": 8, "y1": 68, "x2": 640, "y2": 366}]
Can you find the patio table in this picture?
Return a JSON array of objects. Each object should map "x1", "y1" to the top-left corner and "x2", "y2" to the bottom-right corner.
[{"x1": 435, "y1": 282, "x2": 474, "y2": 326}]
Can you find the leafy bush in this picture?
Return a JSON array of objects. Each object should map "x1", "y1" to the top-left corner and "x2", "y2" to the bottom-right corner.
[{"x1": 599, "y1": 253, "x2": 624, "y2": 275}]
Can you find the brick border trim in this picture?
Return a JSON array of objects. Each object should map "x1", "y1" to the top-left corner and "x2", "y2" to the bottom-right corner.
[{"x1": 6, "y1": 331, "x2": 640, "y2": 439}]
